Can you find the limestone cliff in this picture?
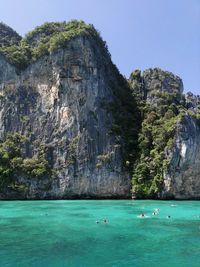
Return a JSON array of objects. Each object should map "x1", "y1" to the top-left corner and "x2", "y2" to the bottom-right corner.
[
  {"x1": 0, "y1": 21, "x2": 138, "y2": 199},
  {"x1": 163, "y1": 91, "x2": 200, "y2": 199},
  {"x1": 163, "y1": 115, "x2": 200, "y2": 199},
  {"x1": 0, "y1": 21, "x2": 199, "y2": 200},
  {"x1": 130, "y1": 68, "x2": 200, "y2": 199}
]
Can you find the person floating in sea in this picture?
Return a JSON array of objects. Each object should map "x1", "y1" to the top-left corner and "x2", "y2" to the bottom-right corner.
[
  {"x1": 140, "y1": 213, "x2": 145, "y2": 218},
  {"x1": 96, "y1": 219, "x2": 99, "y2": 224},
  {"x1": 154, "y1": 208, "x2": 160, "y2": 213},
  {"x1": 167, "y1": 215, "x2": 171, "y2": 219},
  {"x1": 102, "y1": 218, "x2": 107, "y2": 224}
]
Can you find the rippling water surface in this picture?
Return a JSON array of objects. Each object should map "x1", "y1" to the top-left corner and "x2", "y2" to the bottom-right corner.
[{"x1": 0, "y1": 200, "x2": 199, "y2": 267}]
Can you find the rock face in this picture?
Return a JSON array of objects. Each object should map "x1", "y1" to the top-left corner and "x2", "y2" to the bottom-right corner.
[
  {"x1": 185, "y1": 91, "x2": 200, "y2": 112},
  {"x1": 0, "y1": 22, "x2": 199, "y2": 200},
  {"x1": 0, "y1": 34, "x2": 134, "y2": 199},
  {"x1": 163, "y1": 116, "x2": 200, "y2": 199},
  {"x1": 129, "y1": 68, "x2": 184, "y2": 104},
  {"x1": 130, "y1": 68, "x2": 200, "y2": 199},
  {"x1": 0, "y1": 22, "x2": 21, "y2": 47}
]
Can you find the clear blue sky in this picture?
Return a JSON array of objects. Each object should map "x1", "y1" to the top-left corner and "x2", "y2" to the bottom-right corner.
[{"x1": 1, "y1": 0, "x2": 199, "y2": 94}]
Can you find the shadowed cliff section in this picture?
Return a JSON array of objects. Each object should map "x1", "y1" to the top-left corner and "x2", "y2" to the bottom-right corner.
[{"x1": 0, "y1": 21, "x2": 140, "y2": 199}]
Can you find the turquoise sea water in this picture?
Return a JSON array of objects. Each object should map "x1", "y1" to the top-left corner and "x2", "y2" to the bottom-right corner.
[{"x1": 0, "y1": 200, "x2": 199, "y2": 267}]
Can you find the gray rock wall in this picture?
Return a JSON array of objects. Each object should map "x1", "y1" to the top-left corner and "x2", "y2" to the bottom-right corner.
[
  {"x1": 0, "y1": 36, "x2": 131, "y2": 199},
  {"x1": 163, "y1": 116, "x2": 200, "y2": 199},
  {"x1": 130, "y1": 68, "x2": 200, "y2": 199}
]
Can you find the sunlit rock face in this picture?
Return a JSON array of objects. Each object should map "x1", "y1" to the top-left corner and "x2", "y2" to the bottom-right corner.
[
  {"x1": 130, "y1": 68, "x2": 200, "y2": 199},
  {"x1": 163, "y1": 116, "x2": 200, "y2": 199},
  {"x1": 0, "y1": 36, "x2": 132, "y2": 199},
  {"x1": 142, "y1": 69, "x2": 200, "y2": 199}
]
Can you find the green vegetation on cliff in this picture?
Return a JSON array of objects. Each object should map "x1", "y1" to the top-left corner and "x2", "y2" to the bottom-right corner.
[
  {"x1": 0, "y1": 22, "x2": 21, "y2": 47},
  {"x1": 0, "y1": 133, "x2": 51, "y2": 190},
  {"x1": 0, "y1": 20, "x2": 109, "y2": 70},
  {"x1": 129, "y1": 69, "x2": 187, "y2": 198}
]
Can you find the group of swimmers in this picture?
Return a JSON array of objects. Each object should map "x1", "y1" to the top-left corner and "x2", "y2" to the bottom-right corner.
[
  {"x1": 139, "y1": 208, "x2": 171, "y2": 219},
  {"x1": 96, "y1": 218, "x2": 107, "y2": 224}
]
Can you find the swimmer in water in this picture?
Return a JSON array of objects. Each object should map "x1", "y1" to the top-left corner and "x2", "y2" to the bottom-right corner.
[
  {"x1": 152, "y1": 212, "x2": 157, "y2": 216},
  {"x1": 154, "y1": 209, "x2": 160, "y2": 215},
  {"x1": 102, "y1": 218, "x2": 107, "y2": 224},
  {"x1": 167, "y1": 215, "x2": 171, "y2": 219},
  {"x1": 96, "y1": 220, "x2": 99, "y2": 224},
  {"x1": 140, "y1": 213, "x2": 145, "y2": 217}
]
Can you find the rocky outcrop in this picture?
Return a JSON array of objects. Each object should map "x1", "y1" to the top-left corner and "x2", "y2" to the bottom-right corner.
[
  {"x1": 0, "y1": 31, "x2": 136, "y2": 199},
  {"x1": 0, "y1": 22, "x2": 21, "y2": 47},
  {"x1": 130, "y1": 68, "x2": 200, "y2": 200},
  {"x1": 185, "y1": 91, "x2": 200, "y2": 112},
  {"x1": 163, "y1": 115, "x2": 200, "y2": 199},
  {"x1": 129, "y1": 68, "x2": 184, "y2": 104}
]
